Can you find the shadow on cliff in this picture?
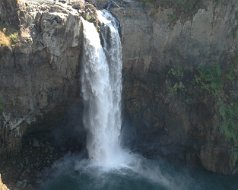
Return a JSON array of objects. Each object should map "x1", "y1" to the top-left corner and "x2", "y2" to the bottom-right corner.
[
  {"x1": 22, "y1": 100, "x2": 87, "y2": 154},
  {"x1": 0, "y1": 100, "x2": 88, "y2": 189}
]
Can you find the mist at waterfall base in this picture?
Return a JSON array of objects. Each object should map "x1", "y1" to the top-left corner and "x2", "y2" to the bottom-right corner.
[{"x1": 39, "y1": 10, "x2": 238, "y2": 190}]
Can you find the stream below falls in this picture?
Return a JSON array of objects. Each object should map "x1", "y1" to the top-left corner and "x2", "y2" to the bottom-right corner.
[{"x1": 40, "y1": 155, "x2": 238, "y2": 190}]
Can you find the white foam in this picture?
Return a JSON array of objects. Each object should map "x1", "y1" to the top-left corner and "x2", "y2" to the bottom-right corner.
[{"x1": 81, "y1": 10, "x2": 129, "y2": 170}]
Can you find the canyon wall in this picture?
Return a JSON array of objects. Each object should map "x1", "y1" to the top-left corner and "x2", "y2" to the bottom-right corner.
[
  {"x1": 0, "y1": 2, "x2": 87, "y2": 187},
  {"x1": 0, "y1": 0, "x2": 19, "y2": 27},
  {"x1": 111, "y1": 0, "x2": 238, "y2": 174},
  {"x1": 0, "y1": 1, "x2": 83, "y2": 152}
]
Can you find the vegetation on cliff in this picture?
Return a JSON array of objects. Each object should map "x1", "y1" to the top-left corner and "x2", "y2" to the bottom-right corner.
[
  {"x1": 167, "y1": 61, "x2": 238, "y2": 145},
  {"x1": 0, "y1": 32, "x2": 10, "y2": 47},
  {"x1": 0, "y1": 0, "x2": 19, "y2": 47},
  {"x1": 0, "y1": 30, "x2": 19, "y2": 46}
]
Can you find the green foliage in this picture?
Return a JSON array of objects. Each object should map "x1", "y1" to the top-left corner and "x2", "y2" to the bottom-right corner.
[
  {"x1": 167, "y1": 66, "x2": 185, "y2": 95},
  {"x1": 166, "y1": 62, "x2": 238, "y2": 144},
  {"x1": 169, "y1": 82, "x2": 185, "y2": 94},
  {"x1": 169, "y1": 67, "x2": 184, "y2": 78},
  {"x1": 194, "y1": 63, "x2": 238, "y2": 144},
  {"x1": 82, "y1": 4, "x2": 98, "y2": 27},
  {"x1": 168, "y1": 13, "x2": 178, "y2": 24},
  {"x1": 225, "y1": 64, "x2": 236, "y2": 81},
  {"x1": 195, "y1": 64, "x2": 222, "y2": 97},
  {"x1": 218, "y1": 102, "x2": 238, "y2": 144},
  {"x1": 0, "y1": 22, "x2": 19, "y2": 46},
  {"x1": 85, "y1": 14, "x2": 93, "y2": 22},
  {"x1": 9, "y1": 32, "x2": 19, "y2": 44}
]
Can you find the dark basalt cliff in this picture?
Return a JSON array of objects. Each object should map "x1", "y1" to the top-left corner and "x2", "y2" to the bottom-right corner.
[
  {"x1": 0, "y1": 0, "x2": 238, "y2": 188},
  {"x1": 0, "y1": 0, "x2": 19, "y2": 27},
  {"x1": 0, "y1": 1, "x2": 84, "y2": 144},
  {"x1": 0, "y1": 1, "x2": 86, "y2": 188},
  {"x1": 111, "y1": 0, "x2": 238, "y2": 175}
]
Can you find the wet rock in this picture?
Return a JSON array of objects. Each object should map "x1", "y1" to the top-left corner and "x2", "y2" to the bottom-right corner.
[
  {"x1": 16, "y1": 180, "x2": 27, "y2": 189},
  {"x1": 200, "y1": 144, "x2": 236, "y2": 175},
  {"x1": 32, "y1": 139, "x2": 40, "y2": 148}
]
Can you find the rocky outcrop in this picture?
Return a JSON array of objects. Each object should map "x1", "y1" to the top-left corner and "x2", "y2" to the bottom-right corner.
[
  {"x1": 0, "y1": 0, "x2": 19, "y2": 27},
  {"x1": 0, "y1": 1, "x2": 84, "y2": 155},
  {"x1": 0, "y1": 1, "x2": 88, "y2": 187}
]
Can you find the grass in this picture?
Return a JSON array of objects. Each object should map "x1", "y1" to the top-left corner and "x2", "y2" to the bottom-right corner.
[
  {"x1": 0, "y1": 30, "x2": 19, "y2": 47},
  {"x1": 0, "y1": 31, "x2": 11, "y2": 46}
]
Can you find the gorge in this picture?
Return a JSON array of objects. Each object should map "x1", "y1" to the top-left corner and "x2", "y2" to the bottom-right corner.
[{"x1": 0, "y1": 0, "x2": 238, "y2": 189}]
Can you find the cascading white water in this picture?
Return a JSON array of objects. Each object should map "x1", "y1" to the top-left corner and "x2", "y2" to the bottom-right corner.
[
  {"x1": 81, "y1": 10, "x2": 130, "y2": 169},
  {"x1": 42, "y1": 9, "x2": 173, "y2": 190}
]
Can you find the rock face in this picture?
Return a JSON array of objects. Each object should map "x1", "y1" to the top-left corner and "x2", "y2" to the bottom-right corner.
[
  {"x1": 0, "y1": 0, "x2": 19, "y2": 27},
  {"x1": 111, "y1": 0, "x2": 238, "y2": 175},
  {"x1": 0, "y1": 1, "x2": 83, "y2": 155},
  {"x1": 0, "y1": 0, "x2": 91, "y2": 188}
]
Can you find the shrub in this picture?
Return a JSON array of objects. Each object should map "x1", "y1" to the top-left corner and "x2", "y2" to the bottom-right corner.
[
  {"x1": 167, "y1": 62, "x2": 238, "y2": 144},
  {"x1": 195, "y1": 64, "x2": 222, "y2": 97},
  {"x1": 194, "y1": 63, "x2": 238, "y2": 144},
  {"x1": 9, "y1": 32, "x2": 19, "y2": 44},
  {"x1": 219, "y1": 102, "x2": 238, "y2": 144},
  {"x1": 0, "y1": 31, "x2": 10, "y2": 46}
]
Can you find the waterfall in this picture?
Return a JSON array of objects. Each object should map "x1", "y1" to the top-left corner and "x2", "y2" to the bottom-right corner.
[{"x1": 81, "y1": 10, "x2": 129, "y2": 169}]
